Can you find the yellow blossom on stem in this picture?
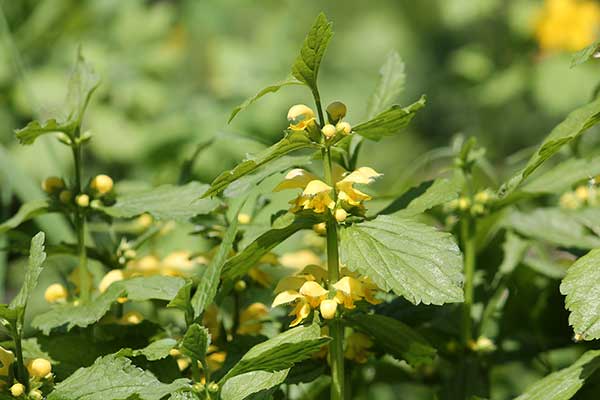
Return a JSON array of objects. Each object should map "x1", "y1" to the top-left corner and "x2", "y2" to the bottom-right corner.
[
  {"x1": 344, "y1": 332, "x2": 373, "y2": 364},
  {"x1": 320, "y1": 299, "x2": 338, "y2": 319},
  {"x1": 336, "y1": 167, "x2": 382, "y2": 207},
  {"x1": 333, "y1": 276, "x2": 365, "y2": 309},
  {"x1": 90, "y1": 174, "x2": 114, "y2": 195},
  {"x1": 287, "y1": 104, "x2": 316, "y2": 131},
  {"x1": 237, "y1": 302, "x2": 269, "y2": 335},
  {"x1": 44, "y1": 283, "x2": 68, "y2": 303}
]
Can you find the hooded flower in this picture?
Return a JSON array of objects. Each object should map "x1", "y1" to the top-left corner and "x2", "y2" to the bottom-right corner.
[
  {"x1": 287, "y1": 104, "x2": 316, "y2": 131},
  {"x1": 275, "y1": 169, "x2": 335, "y2": 214},
  {"x1": 336, "y1": 167, "x2": 382, "y2": 207}
]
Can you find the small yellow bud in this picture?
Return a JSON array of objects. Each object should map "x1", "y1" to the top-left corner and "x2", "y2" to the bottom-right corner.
[
  {"x1": 237, "y1": 213, "x2": 251, "y2": 224},
  {"x1": 335, "y1": 208, "x2": 348, "y2": 222},
  {"x1": 574, "y1": 332, "x2": 584, "y2": 342},
  {"x1": 169, "y1": 348, "x2": 181, "y2": 357},
  {"x1": 321, "y1": 124, "x2": 336, "y2": 139},
  {"x1": 41, "y1": 177, "x2": 65, "y2": 194},
  {"x1": 176, "y1": 357, "x2": 190, "y2": 371},
  {"x1": 208, "y1": 382, "x2": 219, "y2": 393},
  {"x1": 471, "y1": 203, "x2": 485, "y2": 216},
  {"x1": 27, "y1": 358, "x2": 52, "y2": 378},
  {"x1": 75, "y1": 194, "x2": 90, "y2": 208},
  {"x1": 90, "y1": 174, "x2": 114, "y2": 195},
  {"x1": 458, "y1": 197, "x2": 470, "y2": 211},
  {"x1": 44, "y1": 283, "x2": 68, "y2": 303},
  {"x1": 120, "y1": 311, "x2": 143, "y2": 325},
  {"x1": 313, "y1": 222, "x2": 327, "y2": 235},
  {"x1": 320, "y1": 299, "x2": 338, "y2": 319},
  {"x1": 234, "y1": 280, "x2": 247, "y2": 292},
  {"x1": 90, "y1": 199, "x2": 102, "y2": 209},
  {"x1": 137, "y1": 213, "x2": 153, "y2": 228},
  {"x1": 336, "y1": 121, "x2": 352, "y2": 135},
  {"x1": 59, "y1": 190, "x2": 72, "y2": 204},
  {"x1": 474, "y1": 191, "x2": 491, "y2": 204},
  {"x1": 29, "y1": 390, "x2": 42, "y2": 400},
  {"x1": 575, "y1": 185, "x2": 589, "y2": 201},
  {"x1": 326, "y1": 101, "x2": 347, "y2": 123},
  {"x1": 287, "y1": 104, "x2": 316, "y2": 130},
  {"x1": 10, "y1": 383, "x2": 24, "y2": 397}
]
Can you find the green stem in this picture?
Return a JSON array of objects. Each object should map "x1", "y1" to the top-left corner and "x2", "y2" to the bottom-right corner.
[
  {"x1": 12, "y1": 322, "x2": 27, "y2": 388},
  {"x1": 313, "y1": 89, "x2": 325, "y2": 127},
  {"x1": 323, "y1": 147, "x2": 344, "y2": 400},
  {"x1": 72, "y1": 135, "x2": 90, "y2": 303},
  {"x1": 461, "y1": 216, "x2": 475, "y2": 346}
]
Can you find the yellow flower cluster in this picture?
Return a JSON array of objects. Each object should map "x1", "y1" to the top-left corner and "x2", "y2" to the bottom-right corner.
[
  {"x1": 287, "y1": 103, "x2": 352, "y2": 141},
  {"x1": 535, "y1": 0, "x2": 600, "y2": 52},
  {"x1": 42, "y1": 174, "x2": 115, "y2": 209},
  {"x1": 272, "y1": 265, "x2": 382, "y2": 326},
  {"x1": 274, "y1": 167, "x2": 382, "y2": 219},
  {"x1": 446, "y1": 189, "x2": 494, "y2": 217},
  {"x1": 559, "y1": 184, "x2": 598, "y2": 209}
]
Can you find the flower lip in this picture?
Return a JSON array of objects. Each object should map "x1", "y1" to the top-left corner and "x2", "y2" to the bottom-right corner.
[{"x1": 303, "y1": 180, "x2": 333, "y2": 196}]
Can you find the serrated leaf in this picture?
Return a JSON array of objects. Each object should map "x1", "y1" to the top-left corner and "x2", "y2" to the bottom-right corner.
[
  {"x1": 0, "y1": 200, "x2": 50, "y2": 234},
  {"x1": 505, "y1": 208, "x2": 600, "y2": 249},
  {"x1": 167, "y1": 280, "x2": 193, "y2": 314},
  {"x1": 339, "y1": 215, "x2": 464, "y2": 305},
  {"x1": 367, "y1": 51, "x2": 406, "y2": 119},
  {"x1": 117, "y1": 338, "x2": 177, "y2": 361},
  {"x1": 101, "y1": 182, "x2": 219, "y2": 222},
  {"x1": 571, "y1": 41, "x2": 600, "y2": 68},
  {"x1": 515, "y1": 350, "x2": 600, "y2": 400},
  {"x1": 499, "y1": 96, "x2": 600, "y2": 197},
  {"x1": 32, "y1": 276, "x2": 185, "y2": 334},
  {"x1": 220, "y1": 322, "x2": 329, "y2": 383},
  {"x1": 354, "y1": 96, "x2": 426, "y2": 141},
  {"x1": 203, "y1": 131, "x2": 318, "y2": 198},
  {"x1": 9, "y1": 232, "x2": 46, "y2": 312},
  {"x1": 221, "y1": 369, "x2": 289, "y2": 400},
  {"x1": 346, "y1": 313, "x2": 436, "y2": 366},
  {"x1": 222, "y1": 213, "x2": 322, "y2": 281},
  {"x1": 380, "y1": 176, "x2": 462, "y2": 217},
  {"x1": 290, "y1": 12, "x2": 333, "y2": 94},
  {"x1": 191, "y1": 214, "x2": 239, "y2": 318},
  {"x1": 47, "y1": 355, "x2": 189, "y2": 400},
  {"x1": 560, "y1": 248, "x2": 600, "y2": 340},
  {"x1": 228, "y1": 79, "x2": 303, "y2": 123},
  {"x1": 15, "y1": 51, "x2": 100, "y2": 145},
  {"x1": 521, "y1": 156, "x2": 600, "y2": 194},
  {"x1": 224, "y1": 155, "x2": 312, "y2": 198},
  {"x1": 179, "y1": 324, "x2": 210, "y2": 365}
]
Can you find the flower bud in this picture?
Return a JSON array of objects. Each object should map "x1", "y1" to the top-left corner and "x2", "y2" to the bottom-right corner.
[
  {"x1": 27, "y1": 358, "x2": 52, "y2": 378},
  {"x1": 75, "y1": 194, "x2": 90, "y2": 208},
  {"x1": 326, "y1": 101, "x2": 347, "y2": 124},
  {"x1": 99, "y1": 269, "x2": 125, "y2": 293},
  {"x1": 120, "y1": 311, "x2": 143, "y2": 325},
  {"x1": 336, "y1": 121, "x2": 352, "y2": 135},
  {"x1": 237, "y1": 213, "x2": 251, "y2": 224},
  {"x1": 44, "y1": 283, "x2": 68, "y2": 303},
  {"x1": 10, "y1": 383, "x2": 24, "y2": 397},
  {"x1": 41, "y1": 177, "x2": 65, "y2": 194},
  {"x1": 29, "y1": 390, "x2": 42, "y2": 400},
  {"x1": 287, "y1": 104, "x2": 316, "y2": 130},
  {"x1": 176, "y1": 357, "x2": 190, "y2": 371},
  {"x1": 90, "y1": 174, "x2": 113, "y2": 195},
  {"x1": 457, "y1": 197, "x2": 470, "y2": 211},
  {"x1": 321, "y1": 124, "x2": 336, "y2": 139},
  {"x1": 234, "y1": 280, "x2": 247, "y2": 292},
  {"x1": 59, "y1": 190, "x2": 72, "y2": 204},
  {"x1": 575, "y1": 185, "x2": 589, "y2": 201},
  {"x1": 208, "y1": 382, "x2": 219, "y2": 393},
  {"x1": 320, "y1": 299, "x2": 338, "y2": 319},
  {"x1": 335, "y1": 208, "x2": 348, "y2": 222},
  {"x1": 474, "y1": 190, "x2": 491, "y2": 204}
]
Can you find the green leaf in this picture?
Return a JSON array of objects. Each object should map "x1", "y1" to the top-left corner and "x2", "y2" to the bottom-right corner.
[
  {"x1": 521, "y1": 156, "x2": 600, "y2": 194},
  {"x1": 117, "y1": 338, "x2": 177, "y2": 361},
  {"x1": 15, "y1": 50, "x2": 100, "y2": 145},
  {"x1": 505, "y1": 208, "x2": 600, "y2": 249},
  {"x1": 571, "y1": 41, "x2": 600, "y2": 68},
  {"x1": 202, "y1": 131, "x2": 318, "y2": 198},
  {"x1": 560, "y1": 248, "x2": 600, "y2": 340},
  {"x1": 499, "y1": 96, "x2": 600, "y2": 197},
  {"x1": 222, "y1": 212, "x2": 322, "y2": 281},
  {"x1": 339, "y1": 215, "x2": 464, "y2": 305},
  {"x1": 354, "y1": 96, "x2": 426, "y2": 141},
  {"x1": 167, "y1": 280, "x2": 193, "y2": 314},
  {"x1": 224, "y1": 155, "x2": 312, "y2": 198},
  {"x1": 179, "y1": 324, "x2": 210, "y2": 365},
  {"x1": 515, "y1": 350, "x2": 600, "y2": 400},
  {"x1": 381, "y1": 176, "x2": 462, "y2": 217},
  {"x1": 101, "y1": 182, "x2": 219, "y2": 222},
  {"x1": 367, "y1": 50, "x2": 406, "y2": 119},
  {"x1": 0, "y1": 200, "x2": 50, "y2": 234},
  {"x1": 228, "y1": 78, "x2": 303, "y2": 123},
  {"x1": 346, "y1": 313, "x2": 436, "y2": 366},
  {"x1": 32, "y1": 276, "x2": 185, "y2": 334},
  {"x1": 221, "y1": 369, "x2": 289, "y2": 400},
  {"x1": 496, "y1": 231, "x2": 529, "y2": 278},
  {"x1": 47, "y1": 355, "x2": 189, "y2": 400},
  {"x1": 191, "y1": 213, "x2": 239, "y2": 318},
  {"x1": 290, "y1": 12, "x2": 333, "y2": 94},
  {"x1": 9, "y1": 232, "x2": 46, "y2": 312},
  {"x1": 220, "y1": 322, "x2": 329, "y2": 383}
]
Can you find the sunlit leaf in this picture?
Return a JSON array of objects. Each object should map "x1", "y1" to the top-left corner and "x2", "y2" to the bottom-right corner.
[
  {"x1": 221, "y1": 369, "x2": 289, "y2": 400},
  {"x1": 117, "y1": 338, "x2": 177, "y2": 361},
  {"x1": 179, "y1": 324, "x2": 210, "y2": 366},
  {"x1": 367, "y1": 50, "x2": 406, "y2": 118},
  {"x1": 0, "y1": 200, "x2": 50, "y2": 234},
  {"x1": 354, "y1": 96, "x2": 426, "y2": 141},
  {"x1": 521, "y1": 156, "x2": 600, "y2": 194}
]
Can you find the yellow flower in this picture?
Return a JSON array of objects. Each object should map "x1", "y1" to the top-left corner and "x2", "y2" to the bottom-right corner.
[
  {"x1": 535, "y1": 0, "x2": 600, "y2": 52},
  {"x1": 26, "y1": 358, "x2": 52, "y2": 378},
  {"x1": 287, "y1": 104, "x2": 316, "y2": 130},
  {"x1": 237, "y1": 213, "x2": 251, "y2": 224},
  {"x1": 118, "y1": 311, "x2": 144, "y2": 325},
  {"x1": 321, "y1": 124, "x2": 337, "y2": 139},
  {"x1": 0, "y1": 346, "x2": 14, "y2": 381},
  {"x1": 335, "y1": 208, "x2": 348, "y2": 222},
  {"x1": 344, "y1": 332, "x2": 373, "y2": 364},
  {"x1": 44, "y1": 283, "x2": 68, "y2": 303},
  {"x1": 336, "y1": 121, "x2": 352, "y2": 135},
  {"x1": 10, "y1": 383, "x2": 24, "y2": 397},
  {"x1": 90, "y1": 174, "x2": 114, "y2": 195},
  {"x1": 333, "y1": 276, "x2": 365, "y2": 309},
  {"x1": 161, "y1": 251, "x2": 205, "y2": 277},
  {"x1": 206, "y1": 346, "x2": 227, "y2": 371},
  {"x1": 29, "y1": 390, "x2": 42, "y2": 400},
  {"x1": 336, "y1": 167, "x2": 382, "y2": 207},
  {"x1": 237, "y1": 302, "x2": 269, "y2": 335},
  {"x1": 559, "y1": 192, "x2": 582, "y2": 209},
  {"x1": 279, "y1": 250, "x2": 322, "y2": 270},
  {"x1": 41, "y1": 176, "x2": 65, "y2": 194},
  {"x1": 299, "y1": 281, "x2": 328, "y2": 308},
  {"x1": 127, "y1": 255, "x2": 161, "y2": 276},
  {"x1": 75, "y1": 194, "x2": 90, "y2": 207},
  {"x1": 274, "y1": 169, "x2": 335, "y2": 213},
  {"x1": 474, "y1": 190, "x2": 492, "y2": 204},
  {"x1": 320, "y1": 299, "x2": 338, "y2": 319},
  {"x1": 574, "y1": 185, "x2": 589, "y2": 201},
  {"x1": 99, "y1": 269, "x2": 125, "y2": 293},
  {"x1": 272, "y1": 289, "x2": 314, "y2": 327},
  {"x1": 360, "y1": 277, "x2": 383, "y2": 305}
]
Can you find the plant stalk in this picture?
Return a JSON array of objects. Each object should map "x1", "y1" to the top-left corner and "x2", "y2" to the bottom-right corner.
[
  {"x1": 461, "y1": 216, "x2": 475, "y2": 346},
  {"x1": 12, "y1": 321, "x2": 27, "y2": 388},
  {"x1": 72, "y1": 132, "x2": 90, "y2": 303}
]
